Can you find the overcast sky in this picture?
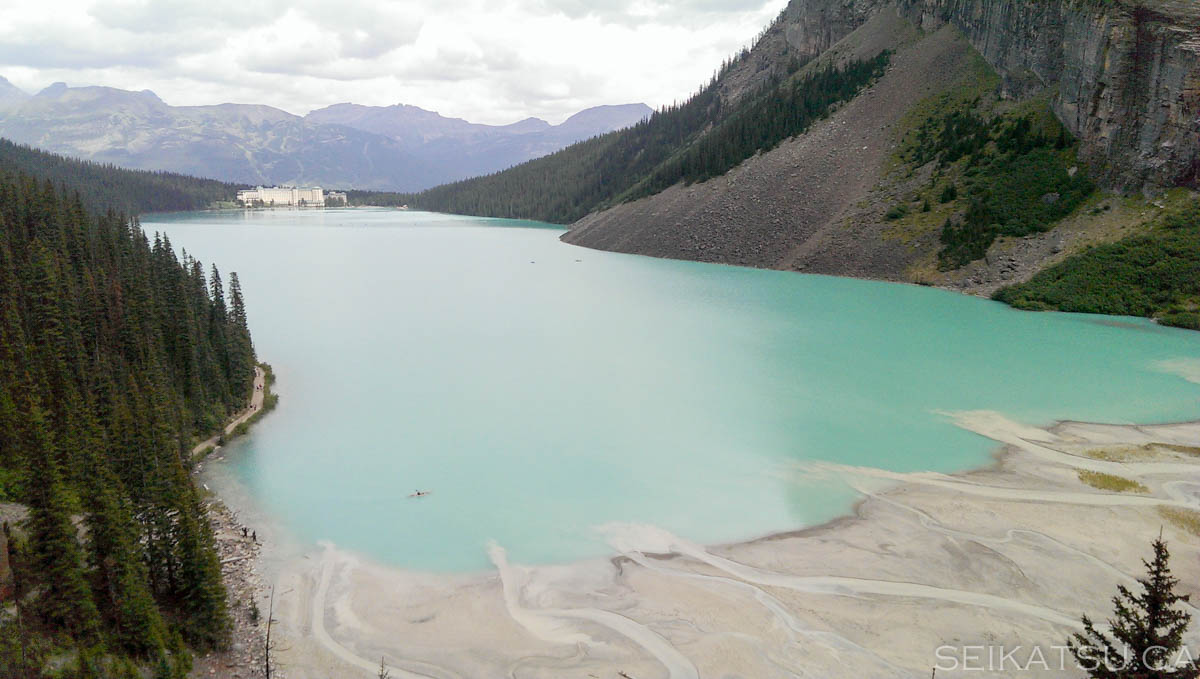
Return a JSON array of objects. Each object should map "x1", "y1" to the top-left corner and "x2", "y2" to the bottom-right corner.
[{"x1": 0, "y1": 0, "x2": 786, "y2": 125}]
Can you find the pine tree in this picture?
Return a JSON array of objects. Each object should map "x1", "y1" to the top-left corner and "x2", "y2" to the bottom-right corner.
[
  {"x1": 80, "y1": 447, "x2": 168, "y2": 657},
  {"x1": 226, "y1": 271, "x2": 255, "y2": 397},
  {"x1": 228, "y1": 272, "x2": 247, "y2": 332},
  {"x1": 1069, "y1": 535, "x2": 1199, "y2": 678},
  {"x1": 20, "y1": 404, "x2": 102, "y2": 642},
  {"x1": 172, "y1": 492, "x2": 230, "y2": 649}
]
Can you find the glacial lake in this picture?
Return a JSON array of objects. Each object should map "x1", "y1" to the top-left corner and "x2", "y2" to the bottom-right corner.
[{"x1": 147, "y1": 208, "x2": 1200, "y2": 572}]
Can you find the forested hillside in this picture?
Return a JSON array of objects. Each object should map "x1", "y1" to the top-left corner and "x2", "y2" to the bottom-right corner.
[
  {"x1": 995, "y1": 198, "x2": 1200, "y2": 329},
  {"x1": 0, "y1": 170, "x2": 256, "y2": 676},
  {"x1": 406, "y1": 50, "x2": 889, "y2": 224},
  {"x1": 0, "y1": 138, "x2": 240, "y2": 216},
  {"x1": 408, "y1": 78, "x2": 729, "y2": 223}
]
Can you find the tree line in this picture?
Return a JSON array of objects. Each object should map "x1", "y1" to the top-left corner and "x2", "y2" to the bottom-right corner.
[
  {"x1": 625, "y1": 52, "x2": 890, "y2": 201},
  {"x1": 400, "y1": 78, "x2": 728, "y2": 224},
  {"x1": 0, "y1": 138, "x2": 241, "y2": 216},
  {"x1": 0, "y1": 168, "x2": 256, "y2": 676}
]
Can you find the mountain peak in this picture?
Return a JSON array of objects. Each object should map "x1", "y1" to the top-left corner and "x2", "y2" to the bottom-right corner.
[
  {"x1": 556, "y1": 103, "x2": 652, "y2": 136},
  {"x1": 501, "y1": 116, "x2": 551, "y2": 134},
  {"x1": 39, "y1": 82, "x2": 69, "y2": 97},
  {"x1": 0, "y1": 75, "x2": 29, "y2": 109}
]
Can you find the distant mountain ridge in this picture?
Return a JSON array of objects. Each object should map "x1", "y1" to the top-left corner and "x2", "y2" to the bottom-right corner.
[
  {"x1": 0, "y1": 81, "x2": 650, "y2": 191},
  {"x1": 306, "y1": 102, "x2": 652, "y2": 184}
]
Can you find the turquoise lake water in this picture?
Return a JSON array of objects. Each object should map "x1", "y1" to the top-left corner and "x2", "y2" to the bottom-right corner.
[{"x1": 146, "y1": 208, "x2": 1200, "y2": 573}]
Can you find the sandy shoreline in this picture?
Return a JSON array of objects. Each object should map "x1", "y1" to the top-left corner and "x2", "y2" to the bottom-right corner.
[{"x1": 187, "y1": 408, "x2": 1197, "y2": 679}]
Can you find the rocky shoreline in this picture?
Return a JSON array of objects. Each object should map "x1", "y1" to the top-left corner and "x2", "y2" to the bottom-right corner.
[
  {"x1": 190, "y1": 365, "x2": 275, "y2": 678},
  {"x1": 191, "y1": 499, "x2": 274, "y2": 679}
]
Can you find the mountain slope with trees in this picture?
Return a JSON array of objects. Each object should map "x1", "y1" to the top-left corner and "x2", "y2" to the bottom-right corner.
[
  {"x1": 0, "y1": 164, "x2": 257, "y2": 675},
  {"x1": 0, "y1": 138, "x2": 241, "y2": 215},
  {"x1": 408, "y1": 44, "x2": 891, "y2": 224}
]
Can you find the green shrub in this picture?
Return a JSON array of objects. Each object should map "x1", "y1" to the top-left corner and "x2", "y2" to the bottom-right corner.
[
  {"x1": 0, "y1": 467, "x2": 20, "y2": 500},
  {"x1": 994, "y1": 199, "x2": 1200, "y2": 326},
  {"x1": 902, "y1": 103, "x2": 1096, "y2": 270},
  {"x1": 939, "y1": 146, "x2": 1094, "y2": 269},
  {"x1": 886, "y1": 204, "x2": 909, "y2": 220},
  {"x1": 1160, "y1": 312, "x2": 1200, "y2": 330}
]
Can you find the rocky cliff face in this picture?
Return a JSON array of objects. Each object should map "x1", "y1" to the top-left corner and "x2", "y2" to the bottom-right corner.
[
  {"x1": 724, "y1": 0, "x2": 1198, "y2": 191},
  {"x1": 716, "y1": 0, "x2": 890, "y2": 102},
  {"x1": 897, "y1": 0, "x2": 1200, "y2": 191}
]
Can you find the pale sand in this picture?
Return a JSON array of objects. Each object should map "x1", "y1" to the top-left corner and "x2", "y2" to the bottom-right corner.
[{"x1": 254, "y1": 412, "x2": 1200, "y2": 679}]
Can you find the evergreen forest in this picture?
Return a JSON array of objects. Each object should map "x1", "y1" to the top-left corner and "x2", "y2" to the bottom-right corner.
[
  {"x1": 0, "y1": 165, "x2": 257, "y2": 676},
  {"x1": 0, "y1": 139, "x2": 241, "y2": 216}
]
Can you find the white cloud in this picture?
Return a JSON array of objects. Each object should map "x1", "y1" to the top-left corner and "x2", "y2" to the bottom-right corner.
[{"x1": 0, "y1": 0, "x2": 786, "y2": 124}]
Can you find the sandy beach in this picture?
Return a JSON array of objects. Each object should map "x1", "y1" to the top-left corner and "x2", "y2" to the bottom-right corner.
[{"x1": 192, "y1": 407, "x2": 1199, "y2": 679}]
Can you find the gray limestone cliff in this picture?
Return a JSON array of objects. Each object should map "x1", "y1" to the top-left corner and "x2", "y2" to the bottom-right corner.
[
  {"x1": 897, "y1": 0, "x2": 1200, "y2": 191},
  {"x1": 722, "y1": 0, "x2": 1198, "y2": 192}
]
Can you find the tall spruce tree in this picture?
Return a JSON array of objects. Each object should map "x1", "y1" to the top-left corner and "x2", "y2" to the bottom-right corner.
[
  {"x1": 79, "y1": 447, "x2": 168, "y2": 657},
  {"x1": 1069, "y1": 535, "x2": 1199, "y2": 678},
  {"x1": 226, "y1": 271, "x2": 255, "y2": 397},
  {"x1": 19, "y1": 404, "x2": 102, "y2": 642}
]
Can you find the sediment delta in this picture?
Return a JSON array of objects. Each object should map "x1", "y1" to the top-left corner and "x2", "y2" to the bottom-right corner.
[{"x1": 208, "y1": 411, "x2": 1200, "y2": 678}]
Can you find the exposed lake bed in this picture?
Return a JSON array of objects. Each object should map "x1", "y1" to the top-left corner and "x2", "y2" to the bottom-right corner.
[
  {"x1": 218, "y1": 414, "x2": 1200, "y2": 679},
  {"x1": 147, "y1": 208, "x2": 1200, "y2": 677}
]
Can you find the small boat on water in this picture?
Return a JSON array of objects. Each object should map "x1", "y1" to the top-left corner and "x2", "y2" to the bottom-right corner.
[{"x1": 409, "y1": 490, "x2": 431, "y2": 498}]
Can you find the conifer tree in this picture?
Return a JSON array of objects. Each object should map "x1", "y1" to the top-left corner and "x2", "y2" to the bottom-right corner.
[
  {"x1": 1069, "y1": 535, "x2": 1199, "y2": 678},
  {"x1": 20, "y1": 404, "x2": 101, "y2": 642},
  {"x1": 0, "y1": 138, "x2": 239, "y2": 215},
  {"x1": 80, "y1": 447, "x2": 168, "y2": 657},
  {"x1": 227, "y1": 271, "x2": 255, "y2": 396},
  {"x1": 171, "y1": 486, "x2": 230, "y2": 648},
  {"x1": 228, "y1": 272, "x2": 247, "y2": 332}
]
